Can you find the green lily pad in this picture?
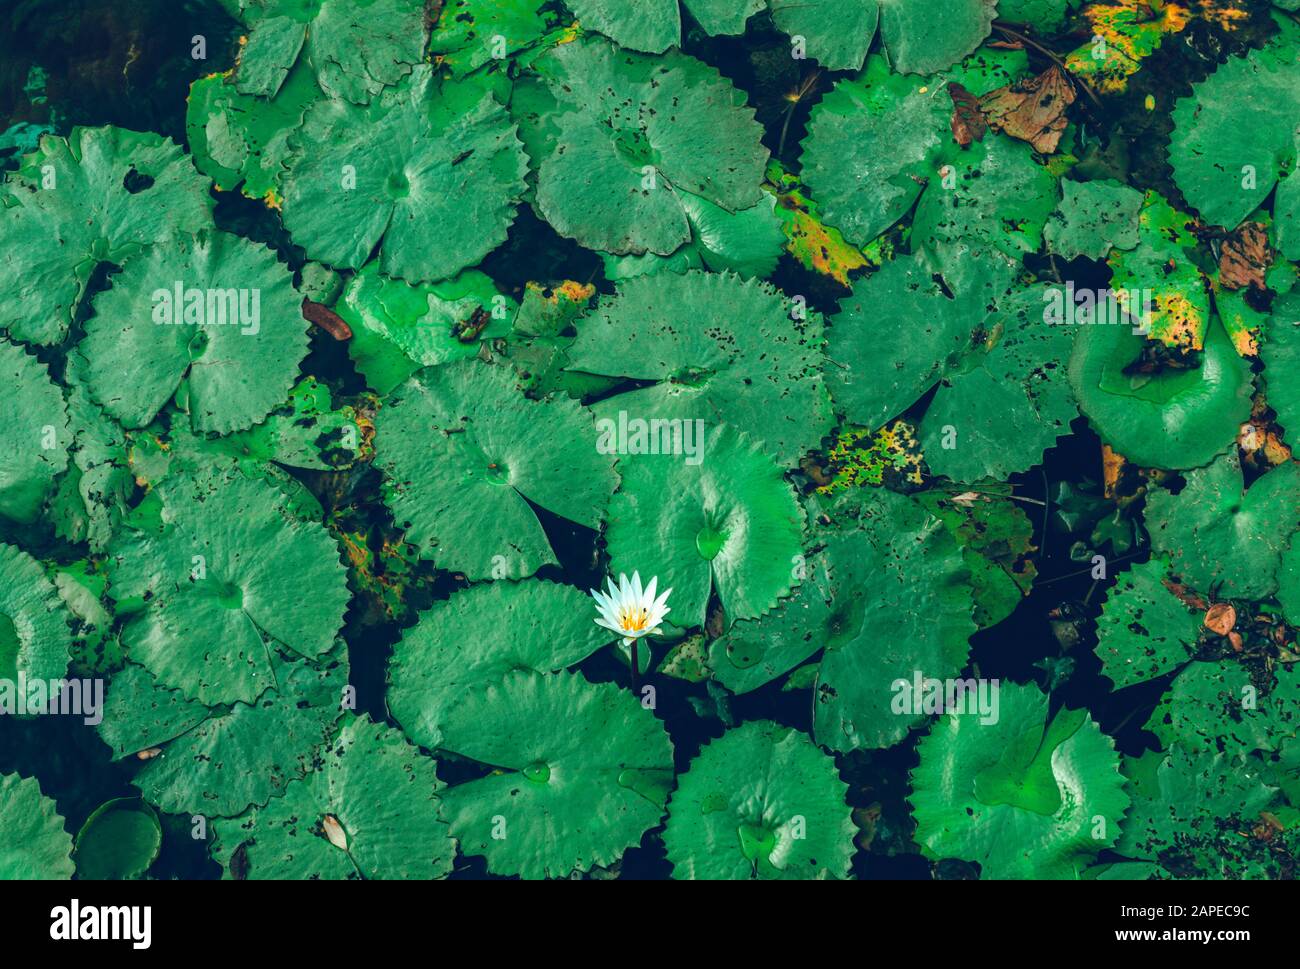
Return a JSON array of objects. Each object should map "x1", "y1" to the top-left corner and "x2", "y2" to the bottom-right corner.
[
  {"x1": 0, "y1": 125, "x2": 212, "y2": 346},
  {"x1": 1145, "y1": 452, "x2": 1300, "y2": 600},
  {"x1": 1044, "y1": 178, "x2": 1144, "y2": 262},
  {"x1": 910, "y1": 683, "x2": 1129, "y2": 879},
  {"x1": 374, "y1": 359, "x2": 618, "y2": 580},
  {"x1": 99, "y1": 653, "x2": 345, "y2": 817},
  {"x1": 528, "y1": 38, "x2": 768, "y2": 256},
  {"x1": 212, "y1": 715, "x2": 454, "y2": 879},
  {"x1": 1068, "y1": 315, "x2": 1253, "y2": 470},
  {"x1": 1116, "y1": 745, "x2": 1282, "y2": 879},
  {"x1": 335, "y1": 262, "x2": 514, "y2": 396},
  {"x1": 389, "y1": 579, "x2": 611, "y2": 749},
  {"x1": 228, "y1": 0, "x2": 430, "y2": 104},
  {"x1": 604, "y1": 424, "x2": 804, "y2": 627},
  {"x1": 431, "y1": 0, "x2": 557, "y2": 77},
  {"x1": 73, "y1": 798, "x2": 162, "y2": 880},
  {"x1": 800, "y1": 50, "x2": 1026, "y2": 249},
  {"x1": 0, "y1": 542, "x2": 73, "y2": 711},
  {"x1": 1094, "y1": 558, "x2": 1199, "y2": 690},
  {"x1": 0, "y1": 773, "x2": 74, "y2": 879},
  {"x1": 567, "y1": 271, "x2": 833, "y2": 467},
  {"x1": 439, "y1": 670, "x2": 674, "y2": 879},
  {"x1": 1147, "y1": 660, "x2": 1300, "y2": 759},
  {"x1": 1169, "y1": 41, "x2": 1300, "y2": 233},
  {"x1": 105, "y1": 468, "x2": 351, "y2": 706},
  {"x1": 0, "y1": 337, "x2": 70, "y2": 524},
  {"x1": 1262, "y1": 289, "x2": 1300, "y2": 439},
  {"x1": 664, "y1": 720, "x2": 855, "y2": 879},
  {"x1": 79, "y1": 228, "x2": 307, "y2": 434},
  {"x1": 280, "y1": 68, "x2": 527, "y2": 283},
  {"x1": 813, "y1": 492, "x2": 975, "y2": 752}
]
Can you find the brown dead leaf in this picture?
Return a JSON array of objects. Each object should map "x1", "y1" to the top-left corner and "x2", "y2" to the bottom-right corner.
[
  {"x1": 1219, "y1": 221, "x2": 1273, "y2": 292},
  {"x1": 978, "y1": 65, "x2": 1076, "y2": 154},
  {"x1": 1204, "y1": 602, "x2": 1236, "y2": 636},
  {"x1": 136, "y1": 747, "x2": 162, "y2": 760},
  {"x1": 322, "y1": 814, "x2": 349, "y2": 851},
  {"x1": 948, "y1": 83, "x2": 987, "y2": 147},
  {"x1": 302, "y1": 298, "x2": 353, "y2": 341}
]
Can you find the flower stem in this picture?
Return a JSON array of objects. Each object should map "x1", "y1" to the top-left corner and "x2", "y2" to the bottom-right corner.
[{"x1": 630, "y1": 640, "x2": 639, "y2": 693}]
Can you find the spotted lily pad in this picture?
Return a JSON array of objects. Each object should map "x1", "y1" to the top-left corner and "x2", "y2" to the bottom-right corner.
[
  {"x1": 438, "y1": 670, "x2": 674, "y2": 879},
  {"x1": 664, "y1": 720, "x2": 855, "y2": 879},
  {"x1": 374, "y1": 359, "x2": 618, "y2": 580},
  {"x1": 280, "y1": 69, "x2": 528, "y2": 283},
  {"x1": 1094, "y1": 558, "x2": 1200, "y2": 690},
  {"x1": 0, "y1": 126, "x2": 211, "y2": 346},
  {"x1": 212, "y1": 715, "x2": 454, "y2": 879}
]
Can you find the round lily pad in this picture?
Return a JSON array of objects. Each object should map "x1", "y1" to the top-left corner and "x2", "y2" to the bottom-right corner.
[
  {"x1": 212, "y1": 715, "x2": 454, "y2": 879},
  {"x1": 604, "y1": 424, "x2": 805, "y2": 627},
  {"x1": 439, "y1": 670, "x2": 675, "y2": 879},
  {"x1": 910, "y1": 682, "x2": 1129, "y2": 879},
  {"x1": 0, "y1": 337, "x2": 70, "y2": 524},
  {"x1": 0, "y1": 125, "x2": 212, "y2": 346},
  {"x1": 0, "y1": 773, "x2": 74, "y2": 879},
  {"x1": 374, "y1": 358, "x2": 618, "y2": 580},
  {"x1": 280, "y1": 68, "x2": 527, "y2": 283},
  {"x1": 105, "y1": 469, "x2": 351, "y2": 706},
  {"x1": 79, "y1": 228, "x2": 307, "y2": 435},
  {"x1": 528, "y1": 38, "x2": 768, "y2": 256},
  {"x1": 73, "y1": 798, "x2": 162, "y2": 880},
  {"x1": 0, "y1": 542, "x2": 73, "y2": 712},
  {"x1": 664, "y1": 720, "x2": 855, "y2": 879},
  {"x1": 1068, "y1": 315, "x2": 1253, "y2": 470},
  {"x1": 566, "y1": 271, "x2": 833, "y2": 467},
  {"x1": 389, "y1": 579, "x2": 612, "y2": 749}
]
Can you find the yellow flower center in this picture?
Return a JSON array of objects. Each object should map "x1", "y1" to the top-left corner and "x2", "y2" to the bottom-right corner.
[{"x1": 619, "y1": 607, "x2": 650, "y2": 633}]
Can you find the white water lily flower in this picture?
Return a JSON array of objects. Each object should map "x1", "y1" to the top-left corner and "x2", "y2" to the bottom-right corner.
[{"x1": 590, "y1": 571, "x2": 672, "y2": 648}]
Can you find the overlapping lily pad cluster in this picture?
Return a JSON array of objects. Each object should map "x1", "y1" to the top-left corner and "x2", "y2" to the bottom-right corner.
[{"x1": 1, "y1": 0, "x2": 1299, "y2": 881}]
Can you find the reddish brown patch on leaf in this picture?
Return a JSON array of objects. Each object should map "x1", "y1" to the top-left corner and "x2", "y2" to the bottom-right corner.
[
  {"x1": 1204, "y1": 602, "x2": 1236, "y2": 636},
  {"x1": 302, "y1": 298, "x2": 353, "y2": 341},
  {"x1": 948, "y1": 82, "x2": 987, "y2": 147},
  {"x1": 1219, "y1": 221, "x2": 1273, "y2": 292},
  {"x1": 977, "y1": 65, "x2": 1076, "y2": 154}
]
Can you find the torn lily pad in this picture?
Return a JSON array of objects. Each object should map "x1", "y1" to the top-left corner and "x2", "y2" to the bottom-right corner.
[
  {"x1": 105, "y1": 469, "x2": 351, "y2": 706},
  {"x1": 1094, "y1": 558, "x2": 1200, "y2": 689},
  {"x1": 374, "y1": 359, "x2": 618, "y2": 580},
  {"x1": 1147, "y1": 660, "x2": 1300, "y2": 759},
  {"x1": 1068, "y1": 315, "x2": 1253, "y2": 470},
  {"x1": 1145, "y1": 451, "x2": 1300, "y2": 600},
  {"x1": 439, "y1": 670, "x2": 674, "y2": 879},
  {"x1": 604, "y1": 424, "x2": 804, "y2": 627},
  {"x1": 99, "y1": 653, "x2": 345, "y2": 817},
  {"x1": 0, "y1": 773, "x2": 74, "y2": 879},
  {"x1": 212, "y1": 715, "x2": 453, "y2": 879},
  {"x1": 910, "y1": 683, "x2": 1129, "y2": 879},
  {"x1": 280, "y1": 69, "x2": 528, "y2": 283},
  {"x1": 664, "y1": 720, "x2": 855, "y2": 879},
  {"x1": 0, "y1": 126, "x2": 212, "y2": 345},
  {"x1": 0, "y1": 542, "x2": 73, "y2": 711},
  {"x1": 227, "y1": 0, "x2": 430, "y2": 103},
  {"x1": 430, "y1": 0, "x2": 557, "y2": 77},
  {"x1": 527, "y1": 37, "x2": 768, "y2": 256},
  {"x1": 566, "y1": 271, "x2": 833, "y2": 467},
  {"x1": 335, "y1": 262, "x2": 514, "y2": 396},
  {"x1": 0, "y1": 338, "x2": 70, "y2": 524},
  {"x1": 79, "y1": 229, "x2": 306, "y2": 435},
  {"x1": 389, "y1": 580, "x2": 611, "y2": 749}
]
